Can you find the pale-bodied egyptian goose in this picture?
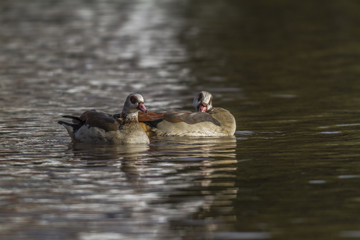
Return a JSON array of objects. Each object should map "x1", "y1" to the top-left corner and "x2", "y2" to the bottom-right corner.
[
  {"x1": 139, "y1": 91, "x2": 236, "y2": 136},
  {"x1": 58, "y1": 93, "x2": 150, "y2": 144}
]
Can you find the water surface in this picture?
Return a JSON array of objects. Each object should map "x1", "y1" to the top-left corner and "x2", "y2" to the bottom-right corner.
[{"x1": 1, "y1": 0, "x2": 360, "y2": 239}]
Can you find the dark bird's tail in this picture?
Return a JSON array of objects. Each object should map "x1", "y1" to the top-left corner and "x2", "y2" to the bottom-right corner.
[
  {"x1": 61, "y1": 115, "x2": 83, "y2": 124},
  {"x1": 58, "y1": 116, "x2": 83, "y2": 141}
]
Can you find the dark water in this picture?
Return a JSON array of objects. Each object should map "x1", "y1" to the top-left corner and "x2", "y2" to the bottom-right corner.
[{"x1": 1, "y1": 0, "x2": 360, "y2": 239}]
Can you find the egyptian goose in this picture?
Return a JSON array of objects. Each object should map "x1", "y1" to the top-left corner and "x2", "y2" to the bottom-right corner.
[
  {"x1": 58, "y1": 93, "x2": 150, "y2": 144},
  {"x1": 139, "y1": 91, "x2": 236, "y2": 136}
]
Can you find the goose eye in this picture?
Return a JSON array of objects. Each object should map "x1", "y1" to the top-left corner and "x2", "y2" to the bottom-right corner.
[{"x1": 130, "y1": 96, "x2": 138, "y2": 104}]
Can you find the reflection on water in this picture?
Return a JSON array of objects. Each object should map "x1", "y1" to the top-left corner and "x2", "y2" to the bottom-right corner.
[
  {"x1": 2, "y1": 0, "x2": 360, "y2": 239},
  {"x1": 0, "y1": 136, "x2": 238, "y2": 240}
]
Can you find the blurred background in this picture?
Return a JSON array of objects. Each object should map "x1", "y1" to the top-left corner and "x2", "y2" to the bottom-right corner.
[{"x1": 1, "y1": 0, "x2": 360, "y2": 239}]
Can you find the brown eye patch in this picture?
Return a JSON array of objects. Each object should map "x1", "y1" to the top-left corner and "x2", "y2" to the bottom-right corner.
[
  {"x1": 198, "y1": 93, "x2": 203, "y2": 101},
  {"x1": 130, "y1": 96, "x2": 138, "y2": 104}
]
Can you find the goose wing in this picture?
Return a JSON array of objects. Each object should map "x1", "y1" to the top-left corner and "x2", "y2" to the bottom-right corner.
[
  {"x1": 79, "y1": 110, "x2": 120, "y2": 131},
  {"x1": 163, "y1": 111, "x2": 221, "y2": 126}
]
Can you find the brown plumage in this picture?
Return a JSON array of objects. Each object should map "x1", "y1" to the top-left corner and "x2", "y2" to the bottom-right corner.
[
  {"x1": 58, "y1": 93, "x2": 150, "y2": 144},
  {"x1": 138, "y1": 91, "x2": 236, "y2": 137}
]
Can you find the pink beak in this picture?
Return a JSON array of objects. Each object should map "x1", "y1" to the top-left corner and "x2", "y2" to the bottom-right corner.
[
  {"x1": 198, "y1": 104, "x2": 207, "y2": 112},
  {"x1": 137, "y1": 102, "x2": 147, "y2": 113}
]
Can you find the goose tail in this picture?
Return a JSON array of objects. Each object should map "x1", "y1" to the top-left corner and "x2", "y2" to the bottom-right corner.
[{"x1": 58, "y1": 120, "x2": 79, "y2": 141}]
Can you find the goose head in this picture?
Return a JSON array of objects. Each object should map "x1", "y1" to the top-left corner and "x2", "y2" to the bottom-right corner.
[
  {"x1": 122, "y1": 93, "x2": 147, "y2": 121},
  {"x1": 193, "y1": 91, "x2": 213, "y2": 112}
]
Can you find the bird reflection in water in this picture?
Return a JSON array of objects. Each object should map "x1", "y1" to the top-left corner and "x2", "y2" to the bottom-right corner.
[
  {"x1": 67, "y1": 136, "x2": 238, "y2": 237},
  {"x1": 70, "y1": 142, "x2": 149, "y2": 188}
]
